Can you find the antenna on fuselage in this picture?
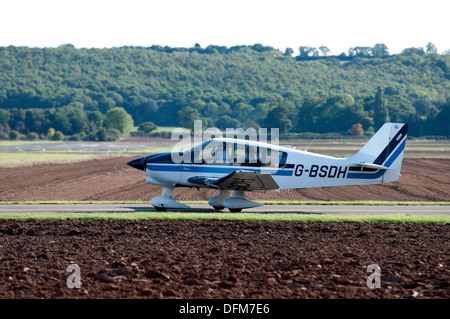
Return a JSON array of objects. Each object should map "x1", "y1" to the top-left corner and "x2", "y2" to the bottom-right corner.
[{"x1": 304, "y1": 134, "x2": 319, "y2": 152}]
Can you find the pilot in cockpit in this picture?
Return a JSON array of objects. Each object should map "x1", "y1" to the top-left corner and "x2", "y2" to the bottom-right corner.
[{"x1": 214, "y1": 142, "x2": 232, "y2": 165}]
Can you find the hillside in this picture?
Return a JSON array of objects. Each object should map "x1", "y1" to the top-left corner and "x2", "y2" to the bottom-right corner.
[{"x1": 0, "y1": 45, "x2": 449, "y2": 138}]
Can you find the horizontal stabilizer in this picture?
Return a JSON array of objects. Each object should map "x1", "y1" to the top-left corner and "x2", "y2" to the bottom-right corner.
[{"x1": 352, "y1": 162, "x2": 391, "y2": 170}]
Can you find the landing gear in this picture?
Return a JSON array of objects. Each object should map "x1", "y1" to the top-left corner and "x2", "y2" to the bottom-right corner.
[
  {"x1": 151, "y1": 187, "x2": 190, "y2": 211},
  {"x1": 209, "y1": 190, "x2": 264, "y2": 212},
  {"x1": 208, "y1": 189, "x2": 231, "y2": 210},
  {"x1": 151, "y1": 187, "x2": 264, "y2": 213}
]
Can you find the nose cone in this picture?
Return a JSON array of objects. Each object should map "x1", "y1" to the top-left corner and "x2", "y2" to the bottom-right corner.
[{"x1": 127, "y1": 157, "x2": 146, "y2": 171}]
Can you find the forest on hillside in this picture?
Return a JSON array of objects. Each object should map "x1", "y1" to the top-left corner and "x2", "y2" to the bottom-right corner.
[{"x1": 0, "y1": 44, "x2": 449, "y2": 140}]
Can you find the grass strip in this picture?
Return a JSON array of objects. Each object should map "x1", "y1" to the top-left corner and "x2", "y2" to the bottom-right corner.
[
  {"x1": 0, "y1": 152, "x2": 118, "y2": 167},
  {"x1": 0, "y1": 201, "x2": 150, "y2": 205},
  {"x1": 0, "y1": 212, "x2": 448, "y2": 223},
  {"x1": 259, "y1": 200, "x2": 450, "y2": 206},
  {"x1": 0, "y1": 200, "x2": 448, "y2": 206}
]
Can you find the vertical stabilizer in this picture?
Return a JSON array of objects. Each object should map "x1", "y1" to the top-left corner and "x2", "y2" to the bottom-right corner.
[{"x1": 348, "y1": 123, "x2": 408, "y2": 183}]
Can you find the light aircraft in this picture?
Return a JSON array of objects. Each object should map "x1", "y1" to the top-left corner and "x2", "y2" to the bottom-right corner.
[{"x1": 128, "y1": 123, "x2": 408, "y2": 212}]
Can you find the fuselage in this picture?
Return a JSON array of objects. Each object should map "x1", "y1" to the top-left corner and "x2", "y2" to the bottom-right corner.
[
  {"x1": 127, "y1": 123, "x2": 408, "y2": 212},
  {"x1": 130, "y1": 137, "x2": 400, "y2": 190}
]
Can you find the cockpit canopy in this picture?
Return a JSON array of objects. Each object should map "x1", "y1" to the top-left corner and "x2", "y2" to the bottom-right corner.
[{"x1": 184, "y1": 139, "x2": 287, "y2": 168}]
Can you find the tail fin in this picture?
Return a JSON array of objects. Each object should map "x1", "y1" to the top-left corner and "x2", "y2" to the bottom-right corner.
[{"x1": 348, "y1": 123, "x2": 408, "y2": 183}]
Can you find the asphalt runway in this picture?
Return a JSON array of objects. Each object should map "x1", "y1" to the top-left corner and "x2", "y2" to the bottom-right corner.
[{"x1": 0, "y1": 203, "x2": 448, "y2": 215}]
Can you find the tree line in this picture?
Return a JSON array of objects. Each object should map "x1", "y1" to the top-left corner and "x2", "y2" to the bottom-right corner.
[
  {"x1": 0, "y1": 43, "x2": 448, "y2": 140},
  {"x1": 0, "y1": 106, "x2": 136, "y2": 141}
]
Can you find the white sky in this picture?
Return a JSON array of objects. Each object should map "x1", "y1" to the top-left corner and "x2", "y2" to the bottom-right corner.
[{"x1": 0, "y1": 0, "x2": 448, "y2": 55}]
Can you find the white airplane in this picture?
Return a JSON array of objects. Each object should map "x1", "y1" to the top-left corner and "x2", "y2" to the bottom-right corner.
[{"x1": 128, "y1": 123, "x2": 408, "y2": 212}]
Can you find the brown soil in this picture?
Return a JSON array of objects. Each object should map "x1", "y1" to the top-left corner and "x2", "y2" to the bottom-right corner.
[
  {"x1": 0, "y1": 219, "x2": 448, "y2": 299},
  {"x1": 0, "y1": 158, "x2": 448, "y2": 300},
  {"x1": 0, "y1": 157, "x2": 449, "y2": 202}
]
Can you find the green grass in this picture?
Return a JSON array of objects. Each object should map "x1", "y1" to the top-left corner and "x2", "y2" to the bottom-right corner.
[
  {"x1": 0, "y1": 200, "x2": 149, "y2": 205},
  {"x1": 0, "y1": 140, "x2": 60, "y2": 146},
  {"x1": 0, "y1": 212, "x2": 448, "y2": 223},
  {"x1": 122, "y1": 147, "x2": 173, "y2": 154},
  {"x1": 153, "y1": 126, "x2": 180, "y2": 133},
  {"x1": 0, "y1": 148, "x2": 172, "y2": 167},
  {"x1": 0, "y1": 152, "x2": 116, "y2": 167},
  {"x1": 1, "y1": 200, "x2": 448, "y2": 205},
  {"x1": 258, "y1": 200, "x2": 450, "y2": 206}
]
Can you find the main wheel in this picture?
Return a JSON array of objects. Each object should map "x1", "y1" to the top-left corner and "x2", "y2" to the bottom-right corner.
[
  {"x1": 213, "y1": 206, "x2": 225, "y2": 211},
  {"x1": 154, "y1": 206, "x2": 167, "y2": 211},
  {"x1": 229, "y1": 208, "x2": 242, "y2": 213}
]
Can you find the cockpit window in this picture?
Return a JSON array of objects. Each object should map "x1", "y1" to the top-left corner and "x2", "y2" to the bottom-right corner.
[
  {"x1": 251, "y1": 146, "x2": 287, "y2": 168},
  {"x1": 202, "y1": 140, "x2": 232, "y2": 164},
  {"x1": 186, "y1": 140, "x2": 287, "y2": 167}
]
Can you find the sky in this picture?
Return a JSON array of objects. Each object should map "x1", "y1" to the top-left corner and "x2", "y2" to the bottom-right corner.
[{"x1": 1, "y1": 0, "x2": 448, "y2": 55}]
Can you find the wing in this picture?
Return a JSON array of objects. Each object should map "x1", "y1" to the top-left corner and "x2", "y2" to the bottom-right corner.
[{"x1": 187, "y1": 170, "x2": 280, "y2": 191}]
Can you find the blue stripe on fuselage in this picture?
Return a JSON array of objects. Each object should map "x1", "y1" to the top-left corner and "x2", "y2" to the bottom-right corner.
[
  {"x1": 346, "y1": 169, "x2": 385, "y2": 180},
  {"x1": 147, "y1": 164, "x2": 183, "y2": 172},
  {"x1": 146, "y1": 164, "x2": 293, "y2": 176}
]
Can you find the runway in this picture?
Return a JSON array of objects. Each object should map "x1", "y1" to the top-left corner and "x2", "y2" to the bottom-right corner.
[{"x1": 0, "y1": 203, "x2": 448, "y2": 215}]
